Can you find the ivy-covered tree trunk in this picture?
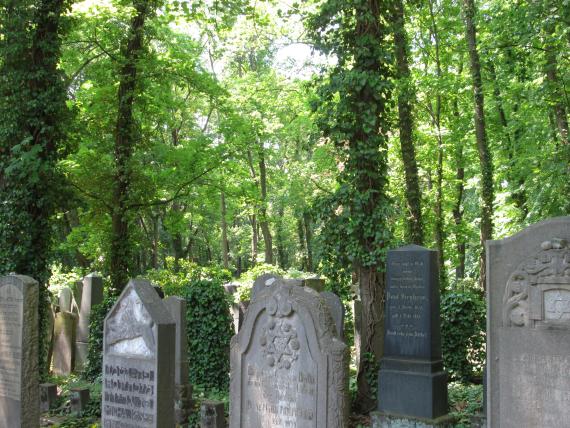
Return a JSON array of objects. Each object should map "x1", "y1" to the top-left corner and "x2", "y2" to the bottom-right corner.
[
  {"x1": 258, "y1": 149, "x2": 273, "y2": 264},
  {"x1": 110, "y1": 0, "x2": 151, "y2": 294},
  {"x1": 392, "y1": 0, "x2": 423, "y2": 246},
  {"x1": 221, "y1": 191, "x2": 230, "y2": 268},
  {"x1": 428, "y1": 0, "x2": 446, "y2": 286},
  {"x1": 462, "y1": 0, "x2": 494, "y2": 289},
  {"x1": 0, "y1": 0, "x2": 72, "y2": 379},
  {"x1": 308, "y1": 0, "x2": 393, "y2": 412}
]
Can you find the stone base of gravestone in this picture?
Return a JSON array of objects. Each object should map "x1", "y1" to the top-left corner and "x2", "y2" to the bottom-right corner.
[
  {"x1": 40, "y1": 383, "x2": 58, "y2": 412},
  {"x1": 371, "y1": 411, "x2": 456, "y2": 428},
  {"x1": 378, "y1": 358, "x2": 448, "y2": 420},
  {"x1": 174, "y1": 384, "x2": 193, "y2": 427},
  {"x1": 469, "y1": 414, "x2": 487, "y2": 428},
  {"x1": 200, "y1": 400, "x2": 225, "y2": 428}
]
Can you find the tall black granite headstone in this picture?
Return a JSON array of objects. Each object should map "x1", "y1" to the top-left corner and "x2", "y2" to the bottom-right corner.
[{"x1": 373, "y1": 245, "x2": 451, "y2": 427}]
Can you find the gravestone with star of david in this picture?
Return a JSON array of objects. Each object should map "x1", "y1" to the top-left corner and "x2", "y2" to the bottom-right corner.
[
  {"x1": 487, "y1": 216, "x2": 570, "y2": 428},
  {"x1": 230, "y1": 279, "x2": 349, "y2": 428}
]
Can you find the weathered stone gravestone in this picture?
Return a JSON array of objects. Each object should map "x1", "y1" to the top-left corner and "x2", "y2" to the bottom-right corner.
[
  {"x1": 302, "y1": 277, "x2": 325, "y2": 292},
  {"x1": 0, "y1": 275, "x2": 39, "y2": 428},
  {"x1": 52, "y1": 311, "x2": 77, "y2": 375},
  {"x1": 250, "y1": 273, "x2": 282, "y2": 299},
  {"x1": 59, "y1": 287, "x2": 73, "y2": 313},
  {"x1": 40, "y1": 383, "x2": 58, "y2": 413},
  {"x1": 230, "y1": 280, "x2": 349, "y2": 428},
  {"x1": 101, "y1": 279, "x2": 175, "y2": 428},
  {"x1": 487, "y1": 217, "x2": 570, "y2": 428},
  {"x1": 320, "y1": 291, "x2": 344, "y2": 340},
  {"x1": 373, "y1": 245, "x2": 451, "y2": 427},
  {"x1": 201, "y1": 400, "x2": 225, "y2": 428},
  {"x1": 75, "y1": 273, "x2": 103, "y2": 372},
  {"x1": 164, "y1": 296, "x2": 192, "y2": 427}
]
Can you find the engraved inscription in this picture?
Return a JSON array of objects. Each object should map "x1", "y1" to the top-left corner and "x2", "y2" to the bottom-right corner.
[
  {"x1": 0, "y1": 283, "x2": 23, "y2": 400},
  {"x1": 103, "y1": 364, "x2": 156, "y2": 428},
  {"x1": 544, "y1": 290, "x2": 570, "y2": 321},
  {"x1": 506, "y1": 353, "x2": 570, "y2": 427},
  {"x1": 245, "y1": 365, "x2": 316, "y2": 428},
  {"x1": 386, "y1": 260, "x2": 428, "y2": 340}
]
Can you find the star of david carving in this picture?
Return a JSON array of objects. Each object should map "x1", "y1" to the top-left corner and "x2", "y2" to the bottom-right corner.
[{"x1": 260, "y1": 319, "x2": 300, "y2": 370}]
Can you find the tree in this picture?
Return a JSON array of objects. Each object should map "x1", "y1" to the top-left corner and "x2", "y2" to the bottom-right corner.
[
  {"x1": 391, "y1": 0, "x2": 423, "y2": 246},
  {"x1": 0, "y1": 0, "x2": 73, "y2": 378},
  {"x1": 308, "y1": 0, "x2": 393, "y2": 411},
  {"x1": 462, "y1": 0, "x2": 494, "y2": 289}
]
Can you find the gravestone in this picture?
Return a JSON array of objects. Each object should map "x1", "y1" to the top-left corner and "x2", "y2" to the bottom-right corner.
[
  {"x1": 320, "y1": 291, "x2": 344, "y2": 340},
  {"x1": 59, "y1": 287, "x2": 73, "y2": 313},
  {"x1": 302, "y1": 277, "x2": 325, "y2": 292},
  {"x1": 201, "y1": 400, "x2": 225, "y2": 428},
  {"x1": 487, "y1": 217, "x2": 570, "y2": 428},
  {"x1": 101, "y1": 279, "x2": 175, "y2": 428},
  {"x1": 75, "y1": 273, "x2": 103, "y2": 372},
  {"x1": 0, "y1": 275, "x2": 39, "y2": 428},
  {"x1": 230, "y1": 279, "x2": 349, "y2": 428},
  {"x1": 52, "y1": 311, "x2": 77, "y2": 375},
  {"x1": 73, "y1": 280, "x2": 83, "y2": 309},
  {"x1": 251, "y1": 273, "x2": 282, "y2": 299},
  {"x1": 164, "y1": 296, "x2": 192, "y2": 427},
  {"x1": 70, "y1": 387, "x2": 90, "y2": 415},
  {"x1": 373, "y1": 245, "x2": 451, "y2": 427},
  {"x1": 40, "y1": 383, "x2": 58, "y2": 413}
]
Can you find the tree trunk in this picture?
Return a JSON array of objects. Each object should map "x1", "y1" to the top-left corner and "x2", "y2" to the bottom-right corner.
[
  {"x1": 258, "y1": 150, "x2": 273, "y2": 264},
  {"x1": 392, "y1": 0, "x2": 423, "y2": 246},
  {"x1": 275, "y1": 204, "x2": 287, "y2": 268},
  {"x1": 250, "y1": 214, "x2": 258, "y2": 265},
  {"x1": 221, "y1": 191, "x2": 229, "y2": 269},
  {"x1": 151, "y1": 213, "x2": 159, "y2": 269},
  {"x1": 428, "y1": 0, "x2": 446, "y2": 286},
  {"x1": 303, "y1": 212, "x2": 314, "y2": 272},
  {"x1": 110, "y1": 0, "x2": 150, "y2": 294},
  {"x1": 543, "y1": 22, "x2": 569, "y2": 145},
  {"x1": 452, "y1": 99, "x2": 466, "y2": 281},
  {"x1": 462, "y1": 0, "x2": 494, "y2": 289}
]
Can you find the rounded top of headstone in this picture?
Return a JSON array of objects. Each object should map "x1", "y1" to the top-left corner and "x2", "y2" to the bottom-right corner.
[
  {"x1": 392, "y1": 244, "x2": 431, "y2": 252},
  {"x1": 85, "y1": 272, "x2": 102, "y2": 278}
]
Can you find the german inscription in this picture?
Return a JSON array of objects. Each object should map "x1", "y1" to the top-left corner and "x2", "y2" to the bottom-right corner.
[
  {"x1": 385, "y1": 251, "x2": 431, "y2": 358},
  {"x1": 0, "y1": 282, "x2": 22, "y2": 401}
]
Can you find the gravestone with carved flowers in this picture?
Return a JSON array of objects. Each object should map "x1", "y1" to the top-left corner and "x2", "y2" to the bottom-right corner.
[{"x1": 230, "y1": 279, "x2": 348, "y2": 428}]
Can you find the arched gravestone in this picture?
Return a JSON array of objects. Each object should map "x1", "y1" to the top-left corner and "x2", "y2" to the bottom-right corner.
[
  {"x1": 320, "y1": 291, "x2": 345, "y2": 340},
  {"x1": 101, "y1": 279, "x2": 175, "y2": 428},
  {"x1": 230, "y1": 280, "x2": 349, "y2": 428},
  {"x1": 487, "y1": 217, "x2": 570, "y2": 428},
  {"x1": 0, "y1": 275, "x2": 38, "y2": 428}
]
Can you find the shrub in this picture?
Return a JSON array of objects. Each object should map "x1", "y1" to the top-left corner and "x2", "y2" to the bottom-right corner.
[
  {"x1": 83, "y1": 295, "x2": 116, "y2": 382},
  {"x1": 185, "y1": 279, "x2": 233, "y2": 391},
  {"x1": 441, "y1": 281, "x2": 486, "y2": 382}
]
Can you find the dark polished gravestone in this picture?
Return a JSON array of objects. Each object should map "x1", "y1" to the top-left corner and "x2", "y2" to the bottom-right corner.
[
  {"x1": 487, "y1": 217, "x2": 570, "y2": 428},
  {"x1": 372, "y1": 245, "x2": 452, "y2": 427},
  {"x1": 230, "y1": 279, "x2": 349, "y2": 428},
  {"x1": 0, "y1": 275, "x2": 39, "y2": 428},
  {"x1": 101, "y1": 279, "x2": 176, "y2": 428}
]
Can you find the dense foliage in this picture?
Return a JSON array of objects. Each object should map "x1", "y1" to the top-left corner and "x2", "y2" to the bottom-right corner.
[
  {"x1": 1, "y1": 0, "x2": 568, "y2": 416},
  {"x1": 441, "y1": 284, "x2": 486, "y2": 382}
]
